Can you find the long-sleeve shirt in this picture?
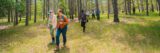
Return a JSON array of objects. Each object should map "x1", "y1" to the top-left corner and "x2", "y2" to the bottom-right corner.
[{"x1": 48, "y1": 13, "x2": 57, "y2": 29}]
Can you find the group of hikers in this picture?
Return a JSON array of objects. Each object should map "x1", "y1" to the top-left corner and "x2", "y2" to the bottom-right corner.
[{"x1": 47, "y1": 9, "x2": 102, "y2": 51}]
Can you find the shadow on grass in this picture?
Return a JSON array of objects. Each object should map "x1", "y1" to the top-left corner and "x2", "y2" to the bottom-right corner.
[
  {"x1": 55, "y1": 47, "x2": 70, "y2": 53},
  {"x1": 82, "y1": 19, "x2": 160, "y2": 51},
  {"x1": 47, "y1": 44, "x2": 56, "y2": 51},
  {"x1": 110, "y1": 21, "x2": 160, "y2": 51},
  {"x1": 0, "y1": 23, "x2": 45, "y2": 50}
]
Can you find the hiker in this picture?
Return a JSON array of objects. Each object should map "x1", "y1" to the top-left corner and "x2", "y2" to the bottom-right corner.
[
  {"x1": 54, "y1": 9, "x2": 69, "y2": 51},
  {"x1": 80, "y1": 10, "x2": 88, "y2": 32},
  {"x1": 48, "y1": 10, "x2": 57, "y2": 44},
  {"x1": 92, "y1": 10, "x2": 95, "y2": 19},
  {"x1": 102, "y1": 10, "x2": 104, "y2": 14},
  {"x1": 96, "y1": 9, "x2": 101, "y2": 20}
]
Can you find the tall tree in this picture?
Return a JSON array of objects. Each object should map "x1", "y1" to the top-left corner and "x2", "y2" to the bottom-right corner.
[
  {"x1": 15, "y1": 0, "x2": 18, "y2": 25},
  {"x1": 43, "y1": 0, "x2": 45, "y2": 20},
  {"x1": 125, "y1": 0, "x2": 128, "y2": 15},
  {"x1": 137, "y1": 0, "x2": 140, "y2": 12},
  {"x1": 146, "y1": 0, "x2": 149, "y2": 16},
  {"x1": 140, "y1": 0, "x2": 144, "y2": 12},
  {"x1": 151, "y1": 0, "x2": 154, "y2": 12},
  {"x1": 112, "y1": 0, "x2": 119, "y2": 22},
  {"x1": 11, "y1": 9, "x2": 13, "y2": 22},
  {"x1": 34, "y1": 0, "x2": 37, "y2": 23},
  {"x1": 29, "y1": 0, "x2": 32, "y2": 20},
  {"x1": 96, "y1": 0, "x2": 100, "y2": 20},
  {"x1": 69, "y1": 0, "x2": 74, "y2": 20},
  {"x1": 108, "y1": 0, "x2": 110, "y2": 18},
  {"x1": 26, "y1": 0, "x2": 29, "y2": 26},
  {"x1": 132, "y1": 0, "x2": 136, "y2": 14},
  {"x1": 127, "y1": 0, "x2": 131, "y2": 15},
  {"x1": 48, "y1": 0, "x2": 50, "y2": 17},
  {"x1": 80, "y1": 0, "x2": 82, "y2": 12},
  {"x1": 8, "y1": 10, "x2": 10, "y2": 23},
  {"x1": 77, "y1": 0, "x2": 80, "y2": 21},
  {"x1": 157, "y1": 0, "x2": 160, "y2": 16}
]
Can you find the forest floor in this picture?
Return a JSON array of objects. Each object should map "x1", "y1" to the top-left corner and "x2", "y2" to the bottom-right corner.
[{"x1": 0, "y1": 14, "x2": 160, "y2": 53}]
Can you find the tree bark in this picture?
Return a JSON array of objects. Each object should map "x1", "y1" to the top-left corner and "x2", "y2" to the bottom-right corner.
[
  {"x1": 11, "y1": 9, "x2": 13, "y2": 22},
  {"x1": 77, "y1": 0, "x2": 80, "y2": 21},
  {"x1": 112, "y1": 0, "x2": 119, "y2": 22},
  {"x1": 157, "y1": 0, "x2": 160, "y2": 16},
  {"x1": 34, "y1": 0, "x2": 37, "y2": 23},
  {"x1": 8, "y1": 10, "x2": 10, "y2": 23},
  {"x1": 140, "y1": 0, "x2": 144, "y2": 12},
  {"x1": 15, "y1": 0, "x2": 18, "y2": 25},
  {"x1": 96, "y1": 0, "x2": 100, "y2": 20},
  {"x1": 20, "y1": 14, "x2": 22, "y2": 21},
  {"x1": 132, "y1": 0, "x2": 136, "y2": 14},
  {"x1": 43, "y1": 0, "x2": 45, "y2": 20},
  {"x1": 151, "y1": 0, "x2": 154, "y2": 12},
  {"x1": 137, "y1": 0, "x2": 140, "y2": 12},
  {"x1": 26, "y1": 0, "x2": 29, "y2": 26},
  {"x1": 146, "y1": 0, "x2": 149, "y2": 16},
  {"x1": 127, "y1": 0, "x2": 131, "y2": 15},
  {"x1": 108, "y1": 0, "x2": 110, "y2": 18},
  {"x1": 29, "y1": 0, "x2": 32, "y2": 20},
  {"x1": 48, "y1": 0, "x2": 50, "y2": 18},
  {"x1": 125, "y1": 0, "x2": 128, "y2": 15}
]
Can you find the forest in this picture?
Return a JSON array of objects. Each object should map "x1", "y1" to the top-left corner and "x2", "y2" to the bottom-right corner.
[{"x1": 0, "y1": 0, "x2": 160, "y2": 53}]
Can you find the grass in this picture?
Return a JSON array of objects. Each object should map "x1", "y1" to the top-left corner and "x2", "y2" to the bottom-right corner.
[{"x1": 0, "y1": 14, "x2": 160, "y2": 53}]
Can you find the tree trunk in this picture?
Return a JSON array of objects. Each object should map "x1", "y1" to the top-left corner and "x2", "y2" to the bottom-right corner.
[
  {"x1": 156, "y1": 2, "x2": 159, "y2": 11},
  {"x1": 96, "y1": 0, "x2": 100, "y2": 20},
  {"x1": 30, "y1": 0, "x2": 32, "y2": 20},
  {"x1": 43, "y1": 0, "x2": 45, "y2": 20},
  {"x1": 157, "y1": 0, "x2": 160, "y2": 16},
  {"x1": 80, "y1": 0, "x2": 82, "y2": 11},
  {"x1": 112, "y1": 0, "x2": 119, "y2": 22},
  {"x1": 48, "y1": 0, "x2": 50, "y2": 18},
  {"x1": 127, "y1": 0, "x2": 131, "y2": 15},
  {"x1": 20, "y1": 14, "x2": 22, "y2": 21},
  {"x1": 140, "y1": 0, "x2": 144, "y2": 12},
  {"x1": 151, "y1": 0, "x2": 154, "y2": 12},
  {"x1": 8, "y1": 10, "x2": 10, "y2": 23},
  {"x1": 26, "y1": 0, "x2": 29, "y2": 26},
  {"x1": 146, "y1": 0, "x2": 149, "y2": 16},
  {"x1": 77, "y1": 0, "x2": 80, "y2": 21},
  {"x1": 11, "y1": 9, "x2": 13, "y2": 22},
  {"x1": 137, "y1": 0, "x2": 140, "y2": 12},
  {"x1": 15, "y1": 0, "x2": 18, "y2": 25},
  {"x1": 34, "y1": 0, "x2": 37, "y2": 23},
  {"x1": 108, "y1": 0, "x2": 110, "y2": 19},
  {"x1": 132, "y1": 0, "x2": 136, "y2": 14},
  {"x1": 125, "y1": 0, "x2": 128, "y2": 15},
  {"x1": 46, "y1": 0, "x2": 48, "y2": 18}
]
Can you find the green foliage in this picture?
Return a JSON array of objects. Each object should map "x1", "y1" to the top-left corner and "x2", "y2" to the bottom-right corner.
[
  {"x1": 0, "y1": 0, "x2": 14, "y2": 17},
  {"x1": 17, "y1": 1, "x2": 26, "y2": 15},
  {"x1": 58, "y1": 0, "x2": 67, "y2": 9},
  {"x1": 58, "y1": 0, "x2": 70, "y2": 14},
  {"x1": 1, "y1": 14, "x2": 160, "y2": 53}
]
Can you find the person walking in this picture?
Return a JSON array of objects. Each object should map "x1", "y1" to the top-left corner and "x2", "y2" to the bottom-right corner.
[
  {"x1": 48, "y1": 10, "x2": 57, "y2": 44},
  {"x1": 54, "y1": 9, "x2": 69, "y2": 51},
  {"x1": 80, "y1": 10, "x2": 87, "y2": 32},
  {"x1": 92, "y1": 10, "x2": 96, "y2": 19}
]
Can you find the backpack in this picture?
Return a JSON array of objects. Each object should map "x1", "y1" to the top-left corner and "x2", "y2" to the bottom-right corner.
[
  {"x1": 58, "y1": 15, "x2": 68, "y2": 27},
  {"x1": 81, "y1": 14, "x2": 88, "y2": 22}
]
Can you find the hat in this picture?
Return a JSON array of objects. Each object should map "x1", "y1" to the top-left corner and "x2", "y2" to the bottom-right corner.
[{"x1": 48, "y1": 10, "x2": 53, "y2": 15}]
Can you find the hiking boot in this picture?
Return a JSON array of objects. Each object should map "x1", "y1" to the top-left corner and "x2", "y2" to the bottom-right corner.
[
  {"x1": 50, "y1": 40, "x2": 55, "y2": 45},
  {"x1": 62, "y1": 44, "x2": 66, "y2": 48},
  {"x1": 54, "y1": 46, "x2": 59, "y2": 51}
]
